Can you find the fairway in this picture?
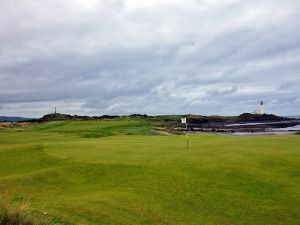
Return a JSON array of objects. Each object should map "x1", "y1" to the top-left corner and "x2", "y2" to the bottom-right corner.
[{"x1": 0, "y1": 120, "x2": 300, "y2": 225}]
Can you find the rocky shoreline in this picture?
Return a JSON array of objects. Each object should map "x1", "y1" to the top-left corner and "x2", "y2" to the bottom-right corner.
[{"x1": 174, "y1": 119, "x2": 300, "y2": 135}]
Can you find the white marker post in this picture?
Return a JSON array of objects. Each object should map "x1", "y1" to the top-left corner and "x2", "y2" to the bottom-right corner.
[{"x1": 181, "y1": 118, "x2": 188, "y2": 149}]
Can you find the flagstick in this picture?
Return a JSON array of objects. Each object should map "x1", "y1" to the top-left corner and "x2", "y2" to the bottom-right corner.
[
  {"x1": 186, "y1": 122, "x2": 188, "y2": 149},
  {"x1": 181, "y1": 118, "x2": 189, "y2": 149}
]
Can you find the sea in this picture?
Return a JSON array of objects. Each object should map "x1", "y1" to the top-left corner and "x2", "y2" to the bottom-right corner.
[{"x1": 287, "y1": 115, "x2": 300, "y2": 119}]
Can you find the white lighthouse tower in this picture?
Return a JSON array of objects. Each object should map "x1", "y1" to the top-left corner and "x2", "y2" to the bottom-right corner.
[
  {"x1": 259, "y1": 100, "x2": 265, "y2": 115},
  {"x1": 252, "y1": 100, "x2": 265, "y2": 115}
]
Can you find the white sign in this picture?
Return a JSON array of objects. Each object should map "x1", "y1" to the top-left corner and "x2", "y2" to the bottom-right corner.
[{"x1": 181, "y1": 118, "x2": 186, "y2": 124}]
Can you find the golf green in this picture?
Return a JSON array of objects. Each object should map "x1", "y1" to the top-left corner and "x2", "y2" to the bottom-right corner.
[{"x1": 0, "y1": 120, "x2": 299, "y2": 224}]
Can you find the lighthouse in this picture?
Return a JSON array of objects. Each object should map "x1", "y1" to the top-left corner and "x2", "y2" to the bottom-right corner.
[
  {"x1": 252, "y1": 100, "x2": 265, "y2": 115},
  {"x1": 259, "y1": 101, "x2": 265, "y2": 115}
]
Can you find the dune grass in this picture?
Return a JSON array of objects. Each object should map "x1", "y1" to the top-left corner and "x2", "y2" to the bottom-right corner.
[
  {"x1": 0, "y1": 199, "x2": 56, "y2": 225},
  {"x1": 0, "y1": 119, "x2": 300, "y2": 224}
]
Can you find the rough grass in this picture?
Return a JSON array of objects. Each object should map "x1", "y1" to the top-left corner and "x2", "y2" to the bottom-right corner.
[
  {"x1": 0, "y1": 120, "x2": 300, "y2": 225},
  {"x1": 0, "y1": 201, "x2": 55, "y2": 225}
]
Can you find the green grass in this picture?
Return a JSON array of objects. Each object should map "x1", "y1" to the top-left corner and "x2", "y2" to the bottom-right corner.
[
  {"x1": 0, "y1": 119, "x2": 300, "y2": 224},
  {"x1": 30, "y1": 118, "x2": 159, "y2": 137}
]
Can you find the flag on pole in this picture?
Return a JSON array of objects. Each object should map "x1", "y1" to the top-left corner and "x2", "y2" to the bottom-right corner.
[{"x1": 181, "y1": 118, "x2": 188, "y2": 149}]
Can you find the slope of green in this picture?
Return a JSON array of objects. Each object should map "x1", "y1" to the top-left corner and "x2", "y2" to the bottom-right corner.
[
  {"x1": 31, "y1": 118, "x2": 159, "y2": 137},
  {"x1": 0, "y1": 120, "x2": 300, "y2": 225}
]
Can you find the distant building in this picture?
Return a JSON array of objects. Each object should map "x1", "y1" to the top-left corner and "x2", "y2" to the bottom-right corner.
[{"x1": 252, "y1": 101, "x2": 265, "y2": 115}]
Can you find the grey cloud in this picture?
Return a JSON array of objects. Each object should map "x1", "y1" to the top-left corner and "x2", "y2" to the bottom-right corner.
[
  {"x1": 207, "y1": 86, "x2": 239, "y2": 97},
  {"x1": 0, "y1": 0, "x2": 300, "y2": 117},
  {"x1": 277, "y1": 82, "x2": 298, "y2": 91}
]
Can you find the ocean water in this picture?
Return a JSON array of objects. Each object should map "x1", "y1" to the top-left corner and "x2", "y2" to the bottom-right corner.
[
  {"x1": 226, "y1": 121, "x2": 284, "y2": 126},
  {"x1": 273, "y1": 124, "x2": 300, "y2": 131},
  {"x1": 286, "y1": 115, "x2": 300, "y2": 119}
]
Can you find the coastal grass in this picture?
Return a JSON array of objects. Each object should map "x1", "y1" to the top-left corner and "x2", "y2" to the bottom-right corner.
[
  {"x1": 0, "y1": 200, "x2": 57, "y2": 225},
  {"x1": 0, "y1": 119, "x2": 300, "y2": 224}
]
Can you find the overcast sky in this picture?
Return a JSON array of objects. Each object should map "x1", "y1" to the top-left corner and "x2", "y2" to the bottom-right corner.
[{"x1": 0, "y1": 0, "x2": 300, "y2": 117}]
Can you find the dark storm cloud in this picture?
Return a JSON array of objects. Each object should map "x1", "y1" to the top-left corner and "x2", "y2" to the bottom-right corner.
[{"x1": 0, "y1": 0, "x2": 300, "y2": 117}]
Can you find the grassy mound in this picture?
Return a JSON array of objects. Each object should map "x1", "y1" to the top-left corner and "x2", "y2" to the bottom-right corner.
[{"x1": 238, "y1": 113, "x2": 289, "y2": 122}]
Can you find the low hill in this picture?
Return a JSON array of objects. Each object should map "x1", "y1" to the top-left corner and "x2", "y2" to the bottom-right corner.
[
  {"x1": 39, "y1": 113, "x2": 119, "y2": 121},
  {"x1": 237, "y1": 113, "x2": 290, "y2": 122},
  {"x1": 37, "y1": 113, "x2": 290, "y2": 125}
]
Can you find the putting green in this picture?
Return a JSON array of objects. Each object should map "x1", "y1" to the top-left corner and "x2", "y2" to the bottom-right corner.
[{"x1": 0, "y1": 120, "x2": 299, "y2": 225}]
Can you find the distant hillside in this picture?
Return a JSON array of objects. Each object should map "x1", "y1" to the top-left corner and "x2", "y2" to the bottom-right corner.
[
  {"x1": 237, "y1": 113, "x2": 290, "y2": 122},
  {"x1": 36, "y1": 113, "x2": 291, "y2": 124},
  {"x1": 39, "y1": 113, "x2": 120, "y2": 121},
  {"x1": 0, "y1": 116, "x2": 34, "y2": 122},
  {"x1": 37, "y1": 113, "x2": 237, "y2": 124}
]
